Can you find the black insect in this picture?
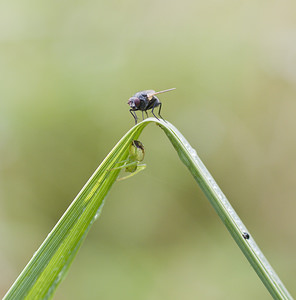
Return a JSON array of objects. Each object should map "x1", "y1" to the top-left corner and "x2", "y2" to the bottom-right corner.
[
  {"x1": 127, "y1": 88, "x2": 176, "y2": 124},
  {"x1": 242, "y1": 232, "x2": 250, "y2": 240}
]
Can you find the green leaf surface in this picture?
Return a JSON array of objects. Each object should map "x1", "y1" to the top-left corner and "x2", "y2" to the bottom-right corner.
[{"x1": 4, "y1": 118, "x2": 293, "y2": 300}]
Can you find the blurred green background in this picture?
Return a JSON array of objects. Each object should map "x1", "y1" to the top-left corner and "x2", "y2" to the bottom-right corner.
[{"x1": 1, "y1": 0, "x2": 296, "y2": 299}]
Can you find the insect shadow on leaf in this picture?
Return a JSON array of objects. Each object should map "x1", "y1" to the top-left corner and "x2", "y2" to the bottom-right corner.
[{"x1": 111, "y1": 140, "x2": 146, "y2": 181}]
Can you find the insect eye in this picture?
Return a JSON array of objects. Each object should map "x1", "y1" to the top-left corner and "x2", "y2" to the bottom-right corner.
[
  {"x1": 128, "y1": 97, "x2": 140, "y2": 108},
  {"x1": 134, "y1": 97, "x2": 140, "y2": 107}
]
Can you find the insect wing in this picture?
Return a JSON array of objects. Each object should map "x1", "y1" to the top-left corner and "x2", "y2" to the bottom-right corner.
[{"x1": 147, "y1": 88, "x2": 176, "y2": 100}]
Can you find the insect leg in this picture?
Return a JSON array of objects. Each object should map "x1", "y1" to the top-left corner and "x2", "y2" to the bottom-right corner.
[
  {"x1": 145, "y1": 111, "x2": 149, "y2": 118},
  {"x1": 117, "y1": 163, "x2": 146, "y2": 181},
  {"x1": 129, "y1": 109, "x2": 138, "y2": 124},
  {"x1": 110, "y1": 160, "x2": 130, "y2": 170},
  {"x1": 157, "y1": 103, "x2": 166, "y2": 122},
  {"x1": 142, "y1": 110, "x2": 145, "y2": 120},
  {"x1": 151, "y1": 103, "x2": 160, "y2": 121}
]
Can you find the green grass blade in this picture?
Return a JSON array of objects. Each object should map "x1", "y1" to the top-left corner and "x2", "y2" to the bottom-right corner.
[
  {"x1": 4, "y1": 117, "x2": 293, "y2": 300},
  {"x1": 4, "y1": 123, "x2": 149, "y2": 300},
  {"x1": 154, "y1": 119, "x2": 293, "y2": 300}
]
